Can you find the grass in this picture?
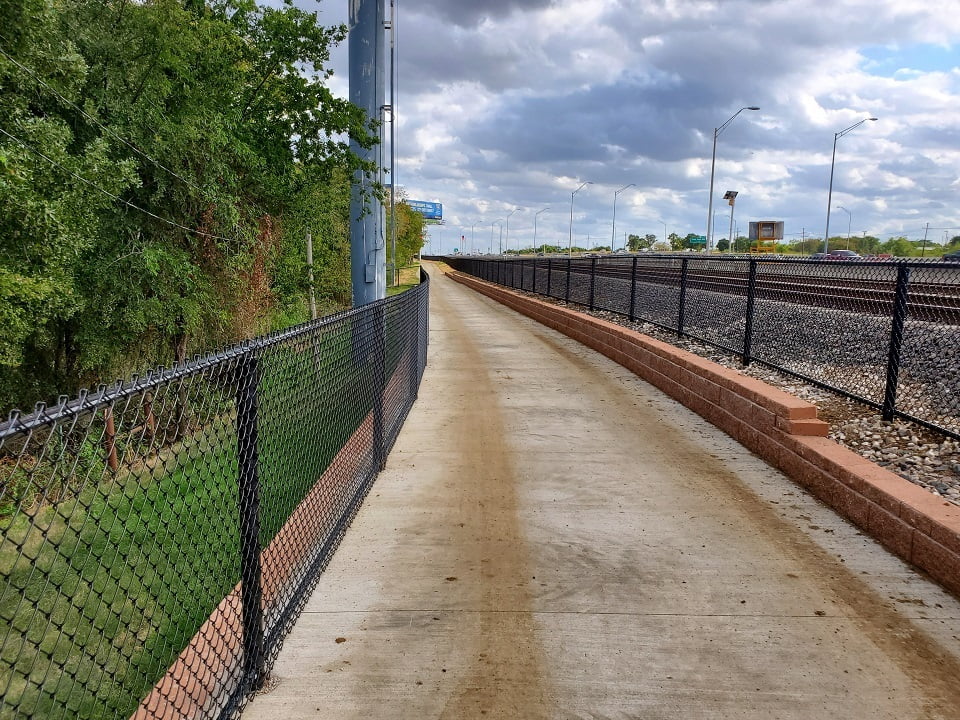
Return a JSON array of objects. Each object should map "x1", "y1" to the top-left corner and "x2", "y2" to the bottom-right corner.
[
  {"x1": 387, "y1": 263, "x2": 422, "y2": 296},
  {"x1": 0, "y1": 302, "x2": 422, "y2": 718}
]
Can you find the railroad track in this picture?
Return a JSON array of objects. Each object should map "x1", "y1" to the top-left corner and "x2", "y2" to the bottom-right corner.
[{"x1": 518, "y1": 259, "x2": 960, "y2": 324}]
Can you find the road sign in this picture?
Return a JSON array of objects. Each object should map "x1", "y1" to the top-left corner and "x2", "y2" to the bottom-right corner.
[{"x1": 690, "y1": 235, "x2": 707, "y2": 245}]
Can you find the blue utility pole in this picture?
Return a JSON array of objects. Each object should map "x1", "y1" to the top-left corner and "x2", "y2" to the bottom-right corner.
[{"x1": 349, "y1": 0, "x2": 386, "y2": 306}]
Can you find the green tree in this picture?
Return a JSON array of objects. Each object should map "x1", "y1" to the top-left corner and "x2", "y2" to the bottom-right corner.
[
  {"x1": 626, "y1": 233, "x2": 656, "y2": 251},
  {"x1": 881, "y1": 236, "x2": 915, "y2": 258},
  {"x1": 386, "y1": 197, "x2": 426, "y2": 276},
  {"x1": 0, "y1": 0, "x2": 377, "y2": 411}
]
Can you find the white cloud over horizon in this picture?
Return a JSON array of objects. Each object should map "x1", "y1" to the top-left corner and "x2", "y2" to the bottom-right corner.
[{"x1": 308, "y1": 0, "x2": 960, "y2": 252}]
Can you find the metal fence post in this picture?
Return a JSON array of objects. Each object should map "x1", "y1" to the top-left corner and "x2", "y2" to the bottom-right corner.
[
  {"x1": 532, "y1": 257, "x2": 538, "y2": 293},
  {"x1": 882, "y1": 263, "x2": 911, "y2": 421},
  {"x1": 565, "y1": 258, "x2": 572, "y2": 304},
  {"x1": 588, "y1": 257, "x2": 597, "y2": 311},
  {"x1": 409, "y1": 293, "x2": 420, "y2": 401},
  {"x1": 547, "y1": 259, "x2": 552, "y2": 297},
  {"x1": 677, "y1": 257, "x2": 689, "y2": 337},
  {"x1": 629, "y1": 256, "x2": 638, "y2": 322},
  {"x1": 743, "y1": 259, "x2": 758, "y2": 365},
  {"x1": 373, "y1": 305, "x2": 387, "y2": 470},
  {"x1": 236, "y1": 353, "x2": 264, "y2": 694}
]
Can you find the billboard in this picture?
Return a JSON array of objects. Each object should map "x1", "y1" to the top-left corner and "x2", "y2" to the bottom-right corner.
[
  {"x1": 407, "y1": 199, "x2": 443, "y2": 222},
  {"x1": 749, "y1": 221, "x2": 784, "y2": 240}
]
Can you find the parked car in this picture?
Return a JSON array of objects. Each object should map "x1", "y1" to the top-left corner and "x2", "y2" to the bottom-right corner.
[
  {"x1": 827, "y1": 249, "x2": 861, "y2": 260},
  {"x1": 810, "y1": 252, "x2": 828, "y2": 260},
  {"x1": 943, "y1": 250, "x2": 960, "y2": 262}
]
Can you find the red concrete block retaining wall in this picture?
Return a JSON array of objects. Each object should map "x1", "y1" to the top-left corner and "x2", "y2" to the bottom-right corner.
[{"x1": 448, "y1": 270, "x2": 960, "y2": 597}]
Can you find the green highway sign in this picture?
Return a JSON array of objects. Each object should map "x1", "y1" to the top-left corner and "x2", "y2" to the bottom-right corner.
[{"x1": 690, "y1": 235, "x2": 707, "y2": 245}]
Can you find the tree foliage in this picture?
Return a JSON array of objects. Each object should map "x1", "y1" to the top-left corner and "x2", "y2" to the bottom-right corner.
[
  {"x1": 385, "y1": 195, "x2": 426, "y2": 276},
  {"x1": 0, "y1": 0, "x2": 375, "y2": 411}
]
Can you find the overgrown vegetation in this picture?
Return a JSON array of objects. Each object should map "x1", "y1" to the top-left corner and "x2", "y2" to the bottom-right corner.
[{"x1": 0, "y1": 0, "x2": 428, "y2": 414}]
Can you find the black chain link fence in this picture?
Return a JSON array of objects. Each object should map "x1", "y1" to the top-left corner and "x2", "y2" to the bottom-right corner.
[
  {"x1": 444, "y1": 255, "x2": 960, "y2": 439},
  {"x1": 0, "y1": 271, "x2": 429, "y2": 719}
]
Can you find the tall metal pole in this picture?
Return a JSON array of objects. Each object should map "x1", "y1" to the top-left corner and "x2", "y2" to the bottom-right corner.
[
  {"x1": 612, "y1": 183, "x2": 635, "y2": 252},
  {"x1": 389, "y1": 0, "x2": 397, "y2": 285},
  {"x1": 837, "y1": 205, "x2": 852, "y2": 249},
  {"x1": 349, "y1": 0, "x2": 386, "y2": 306},
  {"x1": 824, "y1": 134, "x2": 838, "y2": 256},
  {"x1": 727, "y1": 201, "x2": 736, "y2": 255},
  {"x1": 569, "y1": 181, "x2": 592, "y2": 257},
  {"x1": 534, "y1": 207, "x2": 549, "y2": 254},
  {"x1": 706, "y1": 130, "x2": 718, "y2": 252},
  {"x1": 706, "y1": 106, "x2": 759, "y2": 252},
  {"x1": 505, "y1": 208, "x2": 519, "y2": 253},
  {"x1": 825, "y1": 116, "x2": 877, "y2": 255}
]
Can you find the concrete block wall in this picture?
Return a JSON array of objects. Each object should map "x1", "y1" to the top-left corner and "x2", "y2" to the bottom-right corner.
[{"x1": 448, "y1": 270, "x2": 960, "y2": 597}]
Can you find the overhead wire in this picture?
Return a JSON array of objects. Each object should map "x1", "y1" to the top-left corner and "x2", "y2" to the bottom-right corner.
[
  {"x1": 0, "y1": 31, "x2": 270, "y2": 236},
  {"x1": 0, "y1": 125, "x2": 240, "y2": 244},
  {"x1": 0, "y1": 40, "x2": 224, "y2": 206}
]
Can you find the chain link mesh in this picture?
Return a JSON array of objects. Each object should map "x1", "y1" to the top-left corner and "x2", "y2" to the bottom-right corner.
[
  {"x1": 446, "y1": 256, "x2": 960, "y2": 438},
  {"x1": 0, "y1": 273, "x2": 429, "y2": 719}
]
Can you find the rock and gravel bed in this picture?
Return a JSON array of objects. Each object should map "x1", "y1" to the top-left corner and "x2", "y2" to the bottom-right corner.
[
  {"x1": 597, "y1": 309, "x2": 960, "y2": 506},
  {"x1": 504, "y1": 281, "x2": 960, "y2": 506}
]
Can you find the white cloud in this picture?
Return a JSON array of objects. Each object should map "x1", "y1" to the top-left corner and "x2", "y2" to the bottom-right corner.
[{"x1": 310, "y1": 0, "x2": 960, "y2": 248}]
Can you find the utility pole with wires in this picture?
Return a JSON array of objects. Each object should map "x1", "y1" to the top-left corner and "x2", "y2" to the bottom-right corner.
[
  {"x1": 386, "y1": 0, "x2": 398, "y2": 286},
  {"x1": 349, "y1": 0, "x2": 387, "y2": 307}
]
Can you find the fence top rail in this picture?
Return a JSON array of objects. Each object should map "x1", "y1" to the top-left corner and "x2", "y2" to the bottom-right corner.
[
  {"x1": 448, "y1": 254, "x2": 958, "y2": 269},
  {"x1": 0, "y1": 277, "x2": 430, "y2": 440}
]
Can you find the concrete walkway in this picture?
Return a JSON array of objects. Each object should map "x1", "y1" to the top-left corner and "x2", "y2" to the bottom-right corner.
[{"x1": 242, "y1": 265, "x2": 960, "y2": 719}]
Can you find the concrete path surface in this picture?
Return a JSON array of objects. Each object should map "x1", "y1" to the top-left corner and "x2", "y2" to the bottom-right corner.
[{"x1": 242, "y1": 265, "x2": 960, "y2": 719}]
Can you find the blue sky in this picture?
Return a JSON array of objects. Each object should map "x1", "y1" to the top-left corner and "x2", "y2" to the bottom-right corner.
[{"x1": 302, "y1": 0, "x2": 960, "y2": 253}]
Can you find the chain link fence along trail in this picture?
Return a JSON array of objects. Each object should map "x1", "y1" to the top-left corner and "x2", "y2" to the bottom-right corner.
[
  {"x1": 443, "y1": 255, "x2": 960, "y2": 440},
  {"x1": 0, "y1": 272, "x2": 429, "y2": 719}
]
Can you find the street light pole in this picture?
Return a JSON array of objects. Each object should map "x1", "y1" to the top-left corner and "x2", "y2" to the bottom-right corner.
[
  {"x1": 569, "y1": 181, "x2": 593, "y2": 256},
  {"x1": 491, "y1": 220, "x2": 503, "y2": 254},
  {"x1": 836, "y1": 206, "x2": 851, "y2": 249},
  {"x1": 505, "y1": 208, "x2": 520, "y2": 254},
  {"x1": 471, "y1": 222, "x2": 478, "y2": 254},
  {"x1": 724, "y1": 191, "x2": 738, "y2": 254},
  {"x1": 659, "y1": 219, "x2": 667, "y2": 249},
  {"x1": 706, "y1": 106, "x2": 759, "y2": 253},
  {"x1": 534, "y1": 207, "x2": 549, "y2": 254},
  {"x1": 612, "y1": 183, "x2": 635, "y2": 252},
  {"x1": 824, "y1": 116, "x2": 877, "y2": 254}
]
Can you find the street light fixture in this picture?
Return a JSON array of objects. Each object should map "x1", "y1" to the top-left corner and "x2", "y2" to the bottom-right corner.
[
  {"x1": 824, "y1": 117, "x2": 877, "y2": 254},
  {"x1": 706, "y1": 106, "x2": 760, "y2": 252},
  {"x1": 836, "y1": 206, "x2": 852, "y2": 249},
  {"x1": 569, "y1": 181, "x2": 593, "y2": 256},
  {"x1": 505, "y1": 208, "x2": 521, "y2": 254},
  {"x1": 612, "y1": 183, "x2": 635, "y2": 252},
  {"x1": 534, "y1": 207, "x2": 550, "y2": 254}
]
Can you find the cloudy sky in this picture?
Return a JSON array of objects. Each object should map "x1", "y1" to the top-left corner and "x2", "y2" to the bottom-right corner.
[{"x1": 309, "y1": 0, "x2": 960, "y2": 253}]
